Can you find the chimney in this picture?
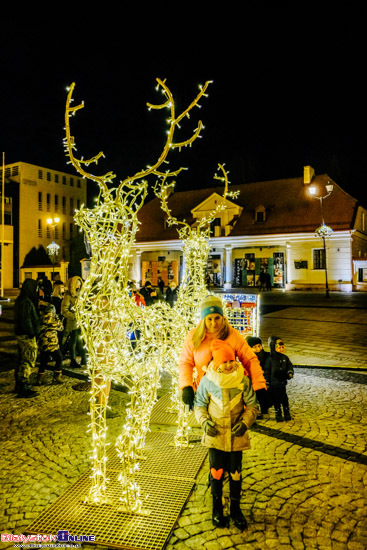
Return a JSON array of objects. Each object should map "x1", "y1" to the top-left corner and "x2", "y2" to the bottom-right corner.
[{"x1": 303, "y1": 165, "x2": 315, "y2": 184}]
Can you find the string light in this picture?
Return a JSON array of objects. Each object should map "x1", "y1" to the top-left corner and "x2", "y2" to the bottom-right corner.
[
  {"x1": 64, "y1": 78, "x2": 212, "y2": 510},
  {"x1": 154, "y1": 164, "x2": 235, "y2": 447}
]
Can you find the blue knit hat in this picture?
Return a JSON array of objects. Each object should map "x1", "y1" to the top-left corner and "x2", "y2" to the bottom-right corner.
[{"x1": 200, "y1": 295, "x2": 223, "y2": 319}]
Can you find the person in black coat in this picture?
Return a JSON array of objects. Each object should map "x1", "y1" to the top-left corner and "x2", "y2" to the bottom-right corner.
[
  {"x1": 165, "y1": 281, "x2": 178, "y2": 307},
  {"x1": 14, "y1": 279, "x2": 40, "y2": 398},
  {"x1": 139, "y1": 281, "x2": 157, "y2": 306},
  {"x1": 264, "y1": 336, "x2": 294, "y2": 422},
  {"x1": 245, "y1": 336, "x2": 269, "y2": 418}
]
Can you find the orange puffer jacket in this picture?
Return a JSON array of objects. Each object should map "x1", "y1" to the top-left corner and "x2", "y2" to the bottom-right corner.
[{"x1": 178, "y1": 326, "x2": 267, "y2": 392}]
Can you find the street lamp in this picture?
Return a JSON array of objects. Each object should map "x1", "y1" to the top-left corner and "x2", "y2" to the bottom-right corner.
[
  {"x1": 309, "y1": 183, "x2": 333, "y2": 297},
  {"x1": 46, "y1": 217, "x2": 60, "y2": 279}
]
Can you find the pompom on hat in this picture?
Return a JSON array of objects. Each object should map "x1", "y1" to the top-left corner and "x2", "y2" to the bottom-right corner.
[
  {"x1": 200, "y1": 295, "x2": 223, "y2": 319},
  {"x1": 211, "y1": 339, "x2": 235, "y2": 370}
]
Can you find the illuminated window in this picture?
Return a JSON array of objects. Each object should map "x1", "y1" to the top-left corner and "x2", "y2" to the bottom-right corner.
[{"x1": 313, "y1": 249, "x2": 325, "y2": 269}]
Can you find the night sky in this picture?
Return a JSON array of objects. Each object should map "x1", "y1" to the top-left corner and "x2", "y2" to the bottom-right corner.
[{"x1": 1, "y1": 8, "x2": 365, "y2": 205}]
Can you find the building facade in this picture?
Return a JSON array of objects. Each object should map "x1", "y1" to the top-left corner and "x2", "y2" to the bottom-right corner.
[
  {"x1": 0, "y1": 162, "x2": 87, "y2": 288},
  {"x1": 131, "y1": 167, "x2": 367, "y2": 292}
]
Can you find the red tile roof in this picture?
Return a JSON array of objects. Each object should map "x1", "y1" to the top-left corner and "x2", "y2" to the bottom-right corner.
[{"x1": 136, "y1": 174, "x2": 358, "y2": 242}]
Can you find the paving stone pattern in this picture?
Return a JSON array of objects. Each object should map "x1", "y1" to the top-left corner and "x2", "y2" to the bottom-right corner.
[{"x1": 1, "y1": 292, "x2": 366, "y2": 549}]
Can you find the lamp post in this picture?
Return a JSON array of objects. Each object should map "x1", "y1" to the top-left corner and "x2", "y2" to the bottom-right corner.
[
  {"x1": 309, "y1": 183, "x2": 333, "y2": 297},
  {"x1": 46, "y1": 217, "x2": 60, "y2": 280}
]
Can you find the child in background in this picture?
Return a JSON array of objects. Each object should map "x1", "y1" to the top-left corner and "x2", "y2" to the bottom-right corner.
[
  {"x1": 264, "y1": 336, "x2": 294, "y2": 422},
  {"x1": 37, "y1": 303, "x2": 64, "y2": 385},
  {"x1": 245, "y1": 335, "x2": 270, "y2": 418},
  {"x1": 194, "y1": 339, "x2": 259, "y2": 530}
]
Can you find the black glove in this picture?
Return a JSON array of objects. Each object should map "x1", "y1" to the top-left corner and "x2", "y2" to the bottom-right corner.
[
  {"x1": 182, "y1": 386, "x2": 195, "y2": 410},
  {"x1": 202, "y1": 419, "x2": 217, "y2": 437},
  {"x1": 231, "y1": 422, "x2": 247, "y2": 437}
]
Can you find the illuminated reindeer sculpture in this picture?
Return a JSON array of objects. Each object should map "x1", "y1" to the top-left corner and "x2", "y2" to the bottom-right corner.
[
  {"x1": 63, "y1": 79, "x2": 212, "y2": 511},
  {"x1": 154, "y1": 165, "x2": 239, "y2": 446}
]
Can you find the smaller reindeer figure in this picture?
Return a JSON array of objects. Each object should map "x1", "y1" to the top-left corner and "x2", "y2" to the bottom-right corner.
[{"x1": 154, "y1": 165, "x2": 239, "y2": 446}]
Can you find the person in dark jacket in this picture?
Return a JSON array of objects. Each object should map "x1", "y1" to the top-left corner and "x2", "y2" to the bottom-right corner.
[
  {"x1": 165, "y1": 281, "x2": 178, "y2": 307},
  {"x1": 264, "y1": 336, "x2": 294, "y2": 421},
  {"x1": 61, "y1": 276, "x2": 87, "y2": 368},
  {"x1": 14, "y1": 278, "x2": 40, "y2": 397},
  {"x1": 157, "y1": 277, "x2": 165, "y2": 295},
  {"x1": 245, "y1": 335, "x2": 270, "y2": 418},
  {"x1": 139, "y1": 281, "x2": 157, "y2": 306},
  {"x1": 37, "y1": 303, "x2": 64, "y2": 385}
]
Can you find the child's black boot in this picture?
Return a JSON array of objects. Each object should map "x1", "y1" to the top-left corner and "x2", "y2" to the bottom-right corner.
[
  {"x1": 283, "y1": 407, "x2": 291, "y2": 421},
  {"x1": 230, "y1": 499, "x2": 247, "y2": 530},
  {"x1": 212, "y1": 496, "x2": 227, "y2": 528},
  {"x1": 275, "y1": 408, "x2": 283, "y2": 422}
]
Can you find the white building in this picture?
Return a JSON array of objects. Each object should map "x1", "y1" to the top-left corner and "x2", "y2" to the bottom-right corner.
[{"x1": 131, "y1": 167, "x2": 367, "y2": 292}]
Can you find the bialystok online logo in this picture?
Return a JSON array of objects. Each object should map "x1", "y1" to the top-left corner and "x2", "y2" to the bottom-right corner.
[{"x1": 1, "y1": 531, "x2": 95, "y2": 543}]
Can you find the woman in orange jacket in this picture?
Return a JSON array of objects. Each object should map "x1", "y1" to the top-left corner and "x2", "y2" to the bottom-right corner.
[{"x1": 178, "y1": 295, "x2": 267, "y2": 410}]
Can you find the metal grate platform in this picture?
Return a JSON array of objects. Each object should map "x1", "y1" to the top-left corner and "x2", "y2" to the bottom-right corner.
[
  {"x1": 149, "y1": 393, "x2": 200, "y2": 428},
  {"x1": 27, "y1": 421, "x2": 208, "y2": 549}
]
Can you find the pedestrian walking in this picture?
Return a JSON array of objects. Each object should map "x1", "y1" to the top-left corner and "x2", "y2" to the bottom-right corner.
[
  {"x1": 259, "y1": 270, "x2": 266, "y2": 291},
  {"x1": 265, "y1": 271, "x2": 272, "y2": 291},
  {"x1": 157, "y1": 277, "x2": 165, "y2": 296},
  {"x1": 264, "y1": 336, "x2": 294, "y2": 421},
  {"x1": 13, "y1": 278, "x2": 40, "y2": 398},
  {"x1": 178, "y1": 295, "x2": 266, "y2": 411},
  {"x1": 37, "y1": 303, "x2": 64, "y2": 385},
  {"x1": 195, "y1": 339, "x2": 259, "y2": 529}
]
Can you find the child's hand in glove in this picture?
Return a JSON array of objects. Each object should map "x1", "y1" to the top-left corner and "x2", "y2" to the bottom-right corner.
[
  {"x1": 231, "y1": 422, "x2": 247, "y2": 437},
  {"x1": 202, "y1": 419, "x2": 217, "y2": 436}
]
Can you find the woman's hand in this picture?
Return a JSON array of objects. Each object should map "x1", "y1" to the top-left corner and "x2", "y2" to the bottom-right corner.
[{"x1": 182, "y1": 386, "x2": 195, "y2": 410}]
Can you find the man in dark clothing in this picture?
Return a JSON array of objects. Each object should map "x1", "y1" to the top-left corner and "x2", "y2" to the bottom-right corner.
[{"x1": 14, "y1": 279, "x2": 40, "y2": 398}]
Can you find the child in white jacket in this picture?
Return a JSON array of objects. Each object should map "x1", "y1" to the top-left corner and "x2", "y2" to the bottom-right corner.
[{"x1": 194, "y1": 339, "x2": 259, "y2": 530}]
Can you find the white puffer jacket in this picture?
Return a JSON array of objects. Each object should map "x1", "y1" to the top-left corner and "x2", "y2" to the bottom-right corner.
[{"x1": 194, "y1": 364, "x2": 259, "y2": 452}]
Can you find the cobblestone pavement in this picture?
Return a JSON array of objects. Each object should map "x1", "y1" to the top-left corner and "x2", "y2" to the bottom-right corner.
[{"x1": 0, "y1": 292, "x2": 366, "y2": 550}]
